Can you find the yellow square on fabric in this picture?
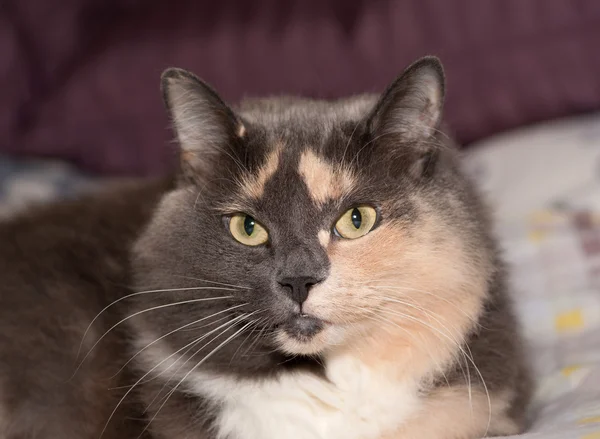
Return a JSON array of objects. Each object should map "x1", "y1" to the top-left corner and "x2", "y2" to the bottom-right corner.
[
  {"x1": 530, "y1": 210, "x2": 556, "y2": 224},
  {"x1": 562, "y1": 365, "x2": 581, "y2": 377},
  {"x1": 580, "y1": 417, "x2": 600, "y2": 425},
  {"x1": 528, "y1": 230, "x2": 546, "y2": 243},
  {"x1": 581, "y1": 432, "x2": 600, "y2": 439},
  {"x1": 555, "y1": 310, "x2": 584, "y2": 332}
]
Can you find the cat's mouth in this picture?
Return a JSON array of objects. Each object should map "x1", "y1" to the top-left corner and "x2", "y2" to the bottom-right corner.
[
  {"x1": 283, "y1": 313, "x2": 325, "y2": 341},
  {"x1": 274, "y1": 312, "x2": 338, "y2": 355}
]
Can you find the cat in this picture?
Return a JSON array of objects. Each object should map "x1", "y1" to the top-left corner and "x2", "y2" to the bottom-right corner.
[{"x1": 0, "y1": 56, "x2": 531, "y2": 439}]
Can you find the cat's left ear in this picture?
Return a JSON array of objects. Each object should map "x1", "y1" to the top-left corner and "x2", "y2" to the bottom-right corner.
[{"x1": 366, "y1": 56, "x2": 445, "y2": 144}]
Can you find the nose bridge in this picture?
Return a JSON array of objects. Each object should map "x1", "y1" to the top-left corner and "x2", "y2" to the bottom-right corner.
[
  {"x1": 278, "y1": 238, "x2": 328, "y2": 279},
  {"x1": 277, "y1": 238, "x2": 329, "y2": 306}
]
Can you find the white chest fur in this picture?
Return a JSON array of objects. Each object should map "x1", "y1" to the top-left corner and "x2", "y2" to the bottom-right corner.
[{"x1": 187, "y1": 353, "x2": 421, "y2": 439}]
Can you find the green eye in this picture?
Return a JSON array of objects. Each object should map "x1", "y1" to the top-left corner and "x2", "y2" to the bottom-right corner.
[
  {"x1": 334, "y1": 206, "x2": 377, "y2": 239},
  {"x1": 228, "y1": 213, "x2": 269, "y2": 246}
]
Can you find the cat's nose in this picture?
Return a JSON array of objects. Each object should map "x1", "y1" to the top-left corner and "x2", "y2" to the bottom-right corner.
[{"x1": 278, "y1": 276, "x2": 323, "y2": 305}]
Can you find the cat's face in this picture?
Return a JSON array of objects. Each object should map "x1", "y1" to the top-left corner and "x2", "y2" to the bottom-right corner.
[{"x1": 133, "y1": 57, "x2": 493, "y2": 365}]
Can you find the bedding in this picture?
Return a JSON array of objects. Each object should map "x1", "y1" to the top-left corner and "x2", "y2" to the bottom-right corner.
[
  {"x1": 464, "y1": 113, "x2": 600, "y2": 438},
  {"x1": 0, "y1": 154, "x2": 95, "y2": 218},
  {"x1": 0, "y1": 113, "x2": 599, "y2": 437}
]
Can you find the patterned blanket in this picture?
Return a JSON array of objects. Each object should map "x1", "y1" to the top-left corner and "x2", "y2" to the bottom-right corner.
[{"x1": 464, "y1": 113, "x2": 600, "y2": 439}]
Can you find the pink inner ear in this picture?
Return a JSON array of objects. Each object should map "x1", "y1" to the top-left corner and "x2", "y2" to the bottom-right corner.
[{"x1": 416, "y1": 98, "x2": 438, "y2": 134}]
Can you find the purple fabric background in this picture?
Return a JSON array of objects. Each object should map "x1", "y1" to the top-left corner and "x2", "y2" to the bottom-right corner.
[{"x1": 2, "y1": 0, "x2": 600, "y2": 176}]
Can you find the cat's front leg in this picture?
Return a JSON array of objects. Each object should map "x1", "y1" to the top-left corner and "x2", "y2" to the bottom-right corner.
[{"x1": 379, "y1": 386, "x2": 522, "y2": 439}]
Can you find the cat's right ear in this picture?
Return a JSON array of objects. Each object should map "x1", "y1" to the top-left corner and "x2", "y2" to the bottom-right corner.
[
  {"x1": 161, "y1": 68, "x2": 245, "y2": 181},
  {"x1": 366, "y1": 56, "x2": 445, "y2": 144}
]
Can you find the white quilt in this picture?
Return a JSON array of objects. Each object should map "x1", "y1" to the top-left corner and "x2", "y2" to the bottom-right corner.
[{"x1": 463, "y1": 113, "x2": 600, "y2": 439}]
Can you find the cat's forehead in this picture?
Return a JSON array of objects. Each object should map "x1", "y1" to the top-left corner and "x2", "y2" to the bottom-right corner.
[
  {"x1": 228, "y1": 139, "x2": 356, "y2": 221},
  {"x1": 225, "y1": 96, "x2": 378, "y2": 212},
  {"x1": 238, "y1": 143, "x2": 356, "y2": 209}
]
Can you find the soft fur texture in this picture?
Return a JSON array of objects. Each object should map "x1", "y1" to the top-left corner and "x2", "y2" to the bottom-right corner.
[{"x1": 0, "y1": 57, "x2": 530, "y2": 439}]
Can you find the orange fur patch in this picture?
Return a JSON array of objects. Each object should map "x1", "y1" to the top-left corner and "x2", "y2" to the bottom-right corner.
[
  {"x1": 236, "y1": 123, "x2": 246, "y2": 138},
  {"x1": 318, "y1": 229, "x2": 331, "y2": 247},
  {"x1": 297, "y1": 204, "x2": 493, "y2": 382},
  {"x1": 238, "y1": 145, "x2": 282, "y2": 199},
  {"x1": 380, "y1": 387, "x2": 519, "y2": 439},
  {"x1": 297, "y1": 150, "x2": 355, "y2": 206},
  {"x1": 180, "y1": 150, "x2": 196, "y2": 165}
]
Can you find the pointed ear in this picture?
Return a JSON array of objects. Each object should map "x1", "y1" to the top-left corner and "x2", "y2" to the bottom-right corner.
[
  {"x1": 161, "y1": 68, "x2": 245, "y2": 180},
  {"x1": 367, "y1": 56, "x2": 445, "y2": 143}
]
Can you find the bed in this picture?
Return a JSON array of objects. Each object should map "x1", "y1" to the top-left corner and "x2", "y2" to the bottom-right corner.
[
  {"x1": 464, "y1": 113, "x2": 600, "y2": 439},
  {"x1": 1, "y1": 113, "x2": 599, "y2": 438}
]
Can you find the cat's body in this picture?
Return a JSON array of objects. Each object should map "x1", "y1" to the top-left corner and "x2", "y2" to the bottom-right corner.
[
  {"x1": 0, "y1": 57, "x2": 530, "y2": 439},
  {"x1": 0, "y1": 179, "x2": 170, "y2": 438}
]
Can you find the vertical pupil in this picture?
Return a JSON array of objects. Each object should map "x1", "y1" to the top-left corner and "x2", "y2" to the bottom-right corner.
[
  {"x1": 244, "y1": 215, "x2": 255, "y2": 236},
  {"x1": 351, "y1": 208, "x2": 362, "y2": 229}
]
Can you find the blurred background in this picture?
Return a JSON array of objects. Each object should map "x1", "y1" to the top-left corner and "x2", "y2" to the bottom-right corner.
[
  {"x1": 1, "y1": 1, "x2": 600, "y2": 437},
  {"x1": 1, "y1": 0, "x2": 599, "y2": 176},
  {"x1": 0, "y1": 0, "x2": 597, "y2": 216}
]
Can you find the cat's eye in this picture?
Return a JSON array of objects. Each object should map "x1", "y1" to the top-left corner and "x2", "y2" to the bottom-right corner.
[
  {"x1": 228, "y1": 213, "x2": 269, "y2": 246},
  {"x1": 334, "y1": 206, "x2": 378, "y2": 239}
]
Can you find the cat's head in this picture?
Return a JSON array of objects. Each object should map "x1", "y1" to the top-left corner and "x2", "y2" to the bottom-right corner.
[{"x1": 132, "y1": 57, "x2": 494, "y2": 367}]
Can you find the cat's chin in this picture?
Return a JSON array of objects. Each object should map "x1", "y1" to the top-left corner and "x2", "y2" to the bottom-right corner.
[{"x1": 275, "y1": 315, "x2": 342, "y2": 356}]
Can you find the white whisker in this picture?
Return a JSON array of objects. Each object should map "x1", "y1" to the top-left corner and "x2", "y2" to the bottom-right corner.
[
  {"x1": 230, "y1": 316, "x2": 265, "y2": 364},
  {"x1": 112, "y1": 303, "x2": 248, "y2": 377},
  {"x1": 141, "y1": 315, "x2": 246, "y2": 411},
  {"x1": 377, "y1": 308, "x2": 490, "y2": 432},
  {"x1": 362, "y1": 283, "x2": 481, "y2": 326},
  {"x1": 76, "y1": 286, "x2": 238, "y2": 360},
  {"x1": 340, "y1": 115, "x2": 364, "y2": 170},
  {"x1": 242, "y1": 317, "x2": 270, "y2": 358},
  {"x1": 99, "y1": 313, "x2": 247, "y2": 438},
  {"x1": 141, "y1": 315, "x2": 257, "y2": 437},
  {"x1": 71, "y1": 295, "x2": 234, "y2": 380},
  {"x1": 168, "y1": 275, "x2": 252, "y2": 290},
  {"x1": 347, "y1": 305, "x2": 450, "y2": 384},
  {"x1": 379, "y1": 297, "x2": 472, "y2": 402}
]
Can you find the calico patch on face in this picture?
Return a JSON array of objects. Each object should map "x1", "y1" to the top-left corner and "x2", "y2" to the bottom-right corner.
[
  {"x1": 238, "y1": 144, "x2": 283, "y2": 200},
  {"x1": 297, "y1": 150, "x2": 355, "y2": 206}
]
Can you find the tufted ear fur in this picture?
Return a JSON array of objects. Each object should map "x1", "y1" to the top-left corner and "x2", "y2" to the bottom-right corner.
[
  {"x1": 161, "y1": 68, "x2": 246, "y2": 182},
  {"x1": 364, "y1": 56, "x2": 447, "y2": 178},
  {"x1": 367, "y1": 56, "x2": 445, "y2": 143}
]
